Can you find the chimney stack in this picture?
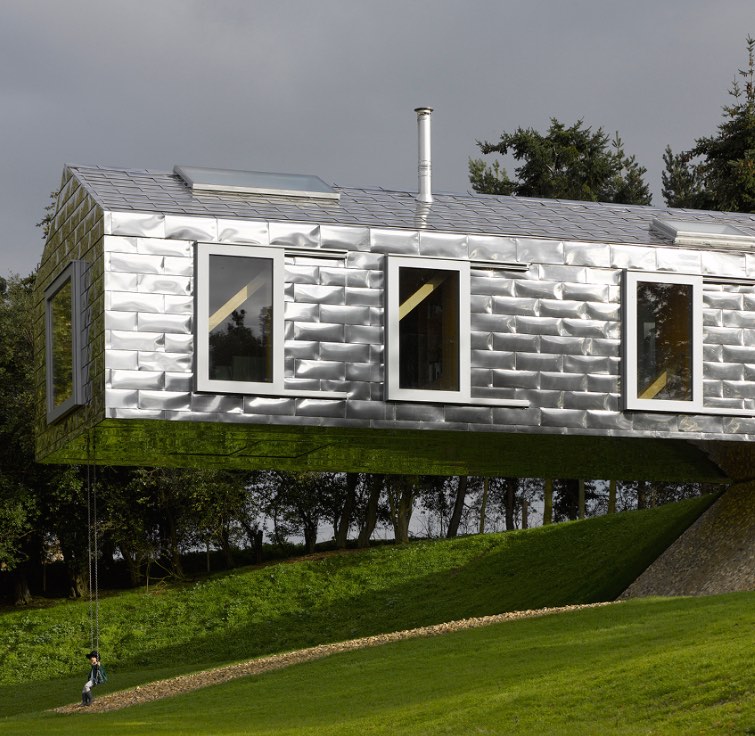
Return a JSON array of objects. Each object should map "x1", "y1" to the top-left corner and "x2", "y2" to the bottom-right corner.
[{"x1": 415, "y1": 107, "x2": 433, "y2": 203}]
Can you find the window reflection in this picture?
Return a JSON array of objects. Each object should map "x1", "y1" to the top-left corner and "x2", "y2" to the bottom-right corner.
[
  {"x1": 50, "y1": 280, "x2": 74, "y2": 408},
  {"x1": 398, "y1": 267, "x2": 459, "y2": 391},
  {"x1": 636, "y1": 281, "x2": 692, "y2": 401},
  {"x1": 208, "y1": 255, "x2": 273, "y2": 383}
]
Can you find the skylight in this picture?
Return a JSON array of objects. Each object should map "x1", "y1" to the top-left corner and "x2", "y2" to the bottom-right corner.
[
  {"x1": 174, "y1": 165, "x2": 340, "y2": 201},
  {"x1": 651, "y1": 218, "x2": 755, "y2": 248}
]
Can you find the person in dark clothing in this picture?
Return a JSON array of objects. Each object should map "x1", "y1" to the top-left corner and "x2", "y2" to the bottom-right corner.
[{"x1": 81, "y1": 650, "x2": 103, "y2": 706}]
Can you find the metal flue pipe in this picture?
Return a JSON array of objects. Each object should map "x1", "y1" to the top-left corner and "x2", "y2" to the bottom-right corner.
[{"x1": 415, "y1": 107, "x2": 433, "y2": 203}]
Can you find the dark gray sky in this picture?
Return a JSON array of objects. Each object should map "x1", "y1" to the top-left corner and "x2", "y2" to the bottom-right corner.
[{"x1": 2, "y1": 0, "x2": 753, "y2": 276}]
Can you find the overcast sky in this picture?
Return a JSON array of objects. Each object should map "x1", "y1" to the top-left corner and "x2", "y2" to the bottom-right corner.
[{"x1": 2, "y1": 1, "x2": 753, "y2": 276}]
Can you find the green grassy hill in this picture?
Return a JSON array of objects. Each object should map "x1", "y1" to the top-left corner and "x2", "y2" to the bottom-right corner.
[
  {"x1": 2, "y1": 497, "x2": 710, "y2": 684},
  {"x1": 4, "y1": 493, "x2": 750, "y2": 735},
  {"x1": 3, "y1": 593, "x2": 754, "y2": 735}
]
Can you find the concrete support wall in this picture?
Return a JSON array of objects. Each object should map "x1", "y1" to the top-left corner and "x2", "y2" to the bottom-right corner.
[{"x1": 621, "y1": 482, "x2": 755, "y2": 597}]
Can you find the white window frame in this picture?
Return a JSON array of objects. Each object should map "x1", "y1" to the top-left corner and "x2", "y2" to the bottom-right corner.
[
  {"x1": 623, "y1": 270, "x2": 704, "y2": 413},
  {"x1": 196, "y1": 243, "x2": 285, "y2": 395},
  {"x1": 45, "y1": 260, "x2": 84, "y2": 423},
  {"x1": 386, "y1": 255, "x2": 471, "y2": 403}
]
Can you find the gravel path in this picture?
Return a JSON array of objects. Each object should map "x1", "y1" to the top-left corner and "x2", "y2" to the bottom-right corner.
[{"x1": 55, "y1": 601, "x2": 617, "y2": 715}]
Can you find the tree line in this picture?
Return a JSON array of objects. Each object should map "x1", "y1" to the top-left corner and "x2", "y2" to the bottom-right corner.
[{"x1": 470, "y1": 36, "x2": 755, "y2": 213}]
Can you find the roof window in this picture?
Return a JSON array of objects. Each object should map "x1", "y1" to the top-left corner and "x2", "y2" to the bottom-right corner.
[
  {"x1": 650, "y1": 218, "x2": 755, "y2": 248},
  {"x1": 174, "y1": 165, "x2": 340, "y2": 201}
]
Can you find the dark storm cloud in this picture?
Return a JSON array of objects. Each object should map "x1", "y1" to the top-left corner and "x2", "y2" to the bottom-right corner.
[{"x1": 1, "y1": 0, "x2": 752, "y2": 275}]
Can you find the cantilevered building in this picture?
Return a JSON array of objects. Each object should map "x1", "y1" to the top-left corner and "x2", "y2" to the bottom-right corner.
[{"x1": 36, "y1": 147, "x2": 755, "y2": 482}]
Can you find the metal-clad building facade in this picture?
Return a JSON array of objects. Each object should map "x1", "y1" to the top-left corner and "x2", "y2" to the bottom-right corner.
[{"x1": 34, "y1": 164, "x2": 755, "y2": 479}]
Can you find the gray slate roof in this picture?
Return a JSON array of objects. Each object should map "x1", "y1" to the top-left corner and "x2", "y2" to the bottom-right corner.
[{"x1": 69, "y1": 164, "x2": 755, "y2": 247}]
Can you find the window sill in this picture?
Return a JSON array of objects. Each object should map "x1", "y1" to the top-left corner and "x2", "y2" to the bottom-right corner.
[
  {"x1": 388, "y1": 396, "x2": 530, "y2": 408},
  {"x1": 197, "y1": 385, "x2": 349, "y2": 399},
  {"x1": 627, "y1": 404, "x2": 755, "y2": 417},
  {"x1": 281, "y1": 389, "x2": 348, "y2": 399}
]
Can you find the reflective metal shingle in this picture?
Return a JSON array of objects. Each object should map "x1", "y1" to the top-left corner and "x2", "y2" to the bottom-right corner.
[{"x1": 70, "y1": 165, "x2": 755, "y2": 247}]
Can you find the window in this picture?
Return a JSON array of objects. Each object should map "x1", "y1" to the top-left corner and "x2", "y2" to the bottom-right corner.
[
  {"x1": 386, "y1": 257, "x2": 470, "y2": 402},
  {"x1": 650, "y1": 218, "x2": 755, "y2": 248},
  {"x1": 196, "y1": 244, "x2": 284, "y2": 394},
  {"x1": 45, "y1": 261, "x2": 84, "y2": 422},
  {"x1": 623, "y1": 271, "x2": 703, "y2": 412},
  {"x1": 174, "y1": 165, "x2": 340, "y2": 200}
]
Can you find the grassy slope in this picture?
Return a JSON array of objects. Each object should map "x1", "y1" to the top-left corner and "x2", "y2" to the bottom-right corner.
[
  {"x1": 4, "y1": 592, "x2": 754, "y2": 735},
  {"x1": 0, "y1": 496, "x2": 716, "y2": 715}
]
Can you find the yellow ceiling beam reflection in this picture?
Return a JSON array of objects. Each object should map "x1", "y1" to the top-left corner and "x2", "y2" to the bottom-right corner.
[
  {"x1": 398, "y1": 273, "x2": 447, "y2": 321},
  {"x1": 208, "y1": 273, "x2": 267, "y2": 332},
  {"x1": 639, "y1": 371, "x2": 668, "y2": 400}
]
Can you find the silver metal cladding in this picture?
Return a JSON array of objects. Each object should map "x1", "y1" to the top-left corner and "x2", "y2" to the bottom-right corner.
[{"x1": 40, "y1": 168, "x2": 750, "y2": 442}]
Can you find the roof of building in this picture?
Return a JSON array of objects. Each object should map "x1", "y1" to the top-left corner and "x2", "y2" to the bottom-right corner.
[{"x1": 68, "y1": 164, "x2": 755, "y2": 247}]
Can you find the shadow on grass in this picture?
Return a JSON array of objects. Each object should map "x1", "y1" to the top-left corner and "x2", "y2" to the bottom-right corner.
[
  {"x1": 117, "y1": 495, "x2": 714, "y2": 667},
  {"x1": 0, "y1": 494, "x2": 714, "y2": 718}
]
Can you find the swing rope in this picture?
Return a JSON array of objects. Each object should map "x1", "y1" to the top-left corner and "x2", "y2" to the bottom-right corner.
[
  {"x1": 86, "y1": 456, "x2": 93, "y2": 649},
  {"x1": 86, "y1": 432, "x2": 100, "y2": 654}
]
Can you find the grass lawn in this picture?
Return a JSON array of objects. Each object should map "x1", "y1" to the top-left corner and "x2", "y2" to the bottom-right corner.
[
  {"x1": 1, "y1": 494, "x2": 739, "y2": 734},
  {"x1": 0, "y1": 495, "x2": 714, "y2": 693},
  {"x1": 1, "y1": 592, "x2": 753, "y2": 735}
]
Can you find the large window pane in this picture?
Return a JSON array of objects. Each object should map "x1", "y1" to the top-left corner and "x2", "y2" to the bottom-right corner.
[
  {"x1": 49, "y1": 279, "x2": 74, "y2": 408},
  {"x1": 45, "y1": 260, "x2": 83, "y2": 423},
  {"x1": 398, "y1": 266, "x2": 459, "y2": 391},
  {"x1": 636, "y1": 281, "x2": 692, "y2": 402},
  {"x1": 208, "y1": 255, "x2": 274, "y2": 383}
]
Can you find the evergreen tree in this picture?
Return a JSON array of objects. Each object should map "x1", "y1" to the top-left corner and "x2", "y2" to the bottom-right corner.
[
  {"x1": 663, "y1": 37, "x2": 755, "y2": 212},
  {"x1": 469, "y1": 118, "x2": 652, "y2": 205}
]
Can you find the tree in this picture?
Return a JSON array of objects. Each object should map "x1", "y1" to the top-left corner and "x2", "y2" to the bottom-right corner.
[
  {"x1": 0, "y1": 203, "x2": 50, "y2": 598},
  {"x1": 356, "y1": 474, "x2": 383, "y2": 548},
  {"x1": 0, "y1": 198, "x2": 96, "y2": 603},
  {"x1": 0, "y1": 274, "x2": 38, "y2": 585},
  {"x1": 470, "y1": 118, "x2": 652, "y2": 205},
  {"x1": 254, "y1": 471, "x2": 330, "y2": 554},
  {"x1": 446, "y1": 476, "x2": 469, "y2": 538},
  {"x1": 98, "y1": 466, "x2": 159, "y2": 586},
  {"x1": 38, "y1": 468, "x2": 88, "y2": 598},
  {"x1": 503, "y1": 477, "x2": 518, "y2": 530},
  {"x1": 0, "y1": 272, "x2": 92, "y2": 602},
  {"x1": 413, "y1": 475, "x2": 476, "y2": 539},
  {"x1": 551, "y1": 479, "x2": 608, "y2": 522},
  {"x1": 333, "y1": 473, "x2": 358, "y2": 548},
  {"x1": 182, "y1": 469, "x2": 250, "y2": 570},
  {"x1": 663, "y1": 37, "x2": 755, "y2": 212},
  {"x1": 385, "y1": 475, "x2": 418, "y2": 544}
]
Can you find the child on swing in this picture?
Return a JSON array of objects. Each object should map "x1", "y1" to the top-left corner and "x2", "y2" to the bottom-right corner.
[{"x1": 81, "y1": 650, "x2": 105, "y2": 706}]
